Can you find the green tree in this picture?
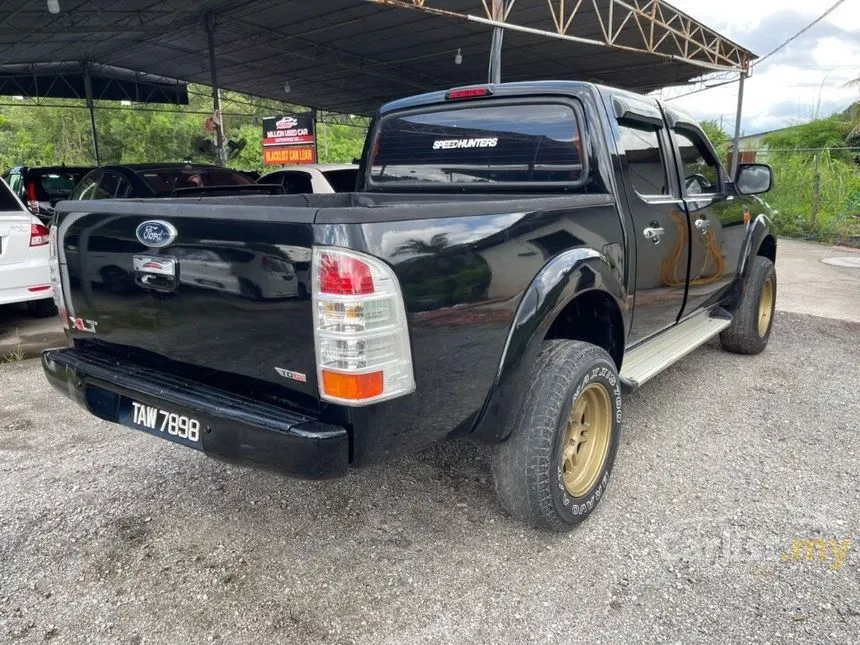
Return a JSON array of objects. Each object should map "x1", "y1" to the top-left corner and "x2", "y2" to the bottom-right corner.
[
  {"x1": 761, "y1": 114, "x2": 850, "y2": 151},
  {"x1": 700, "y1": 119, "x2": 729, "y2": 152},
  {"x1": 0, "y1": 83, "x2": 368, "y2": 173}
]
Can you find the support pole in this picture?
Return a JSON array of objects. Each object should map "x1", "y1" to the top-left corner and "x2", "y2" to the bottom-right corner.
[
  {"x1": 311, "y1": 107, "x2": 319, "y2": 163},
  {"x1": 82, "y1": 62, "x2": 100, "y2": 167},
  {"x1": 487, "y1": 0, "x2": 505, "y2": 83},
  {"x1": 205, "y1": 12, "x2": 227, "y2": 166},
  {"x1": 730, "y1": 71, "x2": 746, "y2": 179}
]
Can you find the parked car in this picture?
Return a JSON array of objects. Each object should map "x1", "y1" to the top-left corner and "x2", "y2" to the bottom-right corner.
[
  {"x1": 69, "y1": 163, "x2": 279, "y2": 200},
  {"x1": 258, "y1": 164, "x2": 358, "y2": 193},
  {"x1": 0, "y1": 177, "x2": 55, "y2": 317},
  {"x1": 3, "y1": 166, "x2": 93, "y2": 223},
  {"x1": 44, "y1": 81, "x2": 777, "y2": 531}
]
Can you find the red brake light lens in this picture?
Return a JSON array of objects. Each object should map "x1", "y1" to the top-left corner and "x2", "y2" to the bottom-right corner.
[
  {"x1": 319, "y1": 252, "x2": 374, "y2": 295},
  {"x1": 445, "y1": 86, "x2": 493, "y2": 100},
  {"x1": 30, "y1": 223, "x2": 50, "y2": 247}
]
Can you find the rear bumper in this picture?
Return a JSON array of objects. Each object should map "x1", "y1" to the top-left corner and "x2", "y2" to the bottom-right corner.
[
  {"x1": 0, "y1": 258, "x2": 52, "y2": 305},
  {"x1": 42, "y1": 347, "x2": 349, "y2": 479}
]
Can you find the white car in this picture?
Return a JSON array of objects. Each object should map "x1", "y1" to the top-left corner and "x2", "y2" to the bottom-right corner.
[
  {"x1": 258, "y1": 164, "x2": 358, "y2": 194},
  {"x1": 0, "y1": 178, "x2": 55, "y2": 317}
]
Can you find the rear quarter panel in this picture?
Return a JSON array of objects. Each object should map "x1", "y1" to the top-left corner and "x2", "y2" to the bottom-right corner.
[{"x1": 316, "y1": 193, "x2": 625, "y2": 464}]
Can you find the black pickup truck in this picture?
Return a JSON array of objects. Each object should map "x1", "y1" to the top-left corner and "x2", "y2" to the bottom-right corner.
[{"x1": 43, "y1": 82, "x2": 777, "y2": 531}]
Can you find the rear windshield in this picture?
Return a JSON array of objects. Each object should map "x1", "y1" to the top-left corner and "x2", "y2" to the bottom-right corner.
[
  {"x1": 35, "y1": 170, "x2": 89, "y2": 199},
  {"x1": 140, "y1": 168, "x2": 253, "y2": 196},
  {"x1": 369, "y1": 102, "x2": 584, "y2": 187},
  {"x1": 322, "y1": 169, "x2": 358, "y2": 193},
  {"x1": 0, "y1": 178, "x2": 22, "y2": 211}
]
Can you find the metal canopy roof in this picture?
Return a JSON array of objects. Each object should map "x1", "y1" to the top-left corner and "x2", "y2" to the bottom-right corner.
[
  {"x1": 0, "y1": 61, "x2": 188, "y2": 104},
  {"x1": 0, "y1": 0, "x2": 755, "y2": 115}
]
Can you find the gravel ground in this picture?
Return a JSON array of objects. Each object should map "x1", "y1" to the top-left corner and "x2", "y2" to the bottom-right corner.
[{"x1": 1, "y1": 311, "x2": 858, "y2": 645}]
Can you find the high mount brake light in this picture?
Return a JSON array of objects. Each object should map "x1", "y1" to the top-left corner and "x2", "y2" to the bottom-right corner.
[
  {"x1": 445, "y1": 86, "x2": 493, "y2": 100},
  {"x1": 312, "y1": 247, "x2": 415, "y2": 406}
]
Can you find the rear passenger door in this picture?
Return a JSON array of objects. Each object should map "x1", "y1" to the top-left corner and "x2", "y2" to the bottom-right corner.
[
  {"x1": 613, "y1": 104, "x2": 689, "y2": 345},
  {"x1": 668, "y1": 124, "x2": 745, "y2": 316}
]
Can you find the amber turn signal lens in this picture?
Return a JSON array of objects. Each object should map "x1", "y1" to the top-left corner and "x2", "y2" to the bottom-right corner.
[{"x1": 321, "y1": 370, "x2": 384, "y2": 400}]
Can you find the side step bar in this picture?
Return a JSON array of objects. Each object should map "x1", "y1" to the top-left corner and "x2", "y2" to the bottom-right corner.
[{"x1": 620, "y1": 309, "x2": 732, "y2": 392}]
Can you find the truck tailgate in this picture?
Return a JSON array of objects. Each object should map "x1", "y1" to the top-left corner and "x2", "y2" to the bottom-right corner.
[{"x1": 56, "y1": 199, "x2": 319, "y2": 401}]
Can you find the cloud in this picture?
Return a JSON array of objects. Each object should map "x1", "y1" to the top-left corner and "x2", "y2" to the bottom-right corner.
[{"x1": 659, "y1": 1, "x2": 860, "y2": 134}]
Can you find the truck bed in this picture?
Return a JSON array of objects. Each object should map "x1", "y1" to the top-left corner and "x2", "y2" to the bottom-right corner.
[{"x1": 54, "y1": 190, "x2": 620, "y2": 462}]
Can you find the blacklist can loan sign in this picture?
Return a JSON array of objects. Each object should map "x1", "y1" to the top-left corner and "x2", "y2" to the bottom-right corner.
[{"x1": 262, "y1": 115, "x2": 316, "y2": 165}]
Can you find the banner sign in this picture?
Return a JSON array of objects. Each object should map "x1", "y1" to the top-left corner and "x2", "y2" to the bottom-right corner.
[
  {"x1": 263, "y1": 146, "x2": 316, "y2": 165},
  {"x1": 262, "y1": 114, "x2": 316, "y2": 165}
]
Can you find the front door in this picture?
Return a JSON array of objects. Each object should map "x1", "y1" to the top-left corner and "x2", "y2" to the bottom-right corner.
[
  {"x1": 669, "y1": 126, "x2": 745, "y2": 315},
  {"x1": 614, "y1": 116, "x2": 689, "y2": 345}
]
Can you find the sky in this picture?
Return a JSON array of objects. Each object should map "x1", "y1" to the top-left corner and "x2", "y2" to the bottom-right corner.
[{"x1": 658, "y1": 0, "x2": 860, "y2": 135}]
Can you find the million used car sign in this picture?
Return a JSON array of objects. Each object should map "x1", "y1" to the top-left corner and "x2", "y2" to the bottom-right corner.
[{"x1": 262, "y1": 114, "x2": 316, "y2": 165}]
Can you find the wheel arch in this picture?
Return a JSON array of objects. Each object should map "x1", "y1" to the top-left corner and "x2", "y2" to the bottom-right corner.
[
  {"x1": 738, "y1": 214, "x2": 777, "y2": 282},
  {"x1": 468, "y1": 247, "x2": 628, "y2": 444},
  {"x1": 757, "y1": 233, "x2": 777, "y2": 263}
]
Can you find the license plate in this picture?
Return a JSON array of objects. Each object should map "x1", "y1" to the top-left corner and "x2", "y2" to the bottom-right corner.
[{"x1": 119, "y1": 398, "x2": 203, "y2": 449}]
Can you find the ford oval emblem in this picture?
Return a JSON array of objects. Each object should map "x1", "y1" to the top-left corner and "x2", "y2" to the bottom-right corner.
[{"x1": 135, "y1": 220, "x2": 177, "y2": 248}]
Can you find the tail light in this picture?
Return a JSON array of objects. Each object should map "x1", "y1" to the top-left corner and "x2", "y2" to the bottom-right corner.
[
  {"x1": 30, "y1": 223, "x2": 50, "y2": 246},
  {"x1": 312, "y1": 247, "x2": 415, "y2": 405},
  {"x1": 48, "y1": 225, "x2": 69, "y2": 327},
  {"x1": 26, "y1": 180, "x2": 39, "y2": 213}
]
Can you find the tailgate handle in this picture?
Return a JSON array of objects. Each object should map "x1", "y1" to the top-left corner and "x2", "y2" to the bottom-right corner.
[{"x1": 133, "y1": 255, "x2": 179, "y2": 293}]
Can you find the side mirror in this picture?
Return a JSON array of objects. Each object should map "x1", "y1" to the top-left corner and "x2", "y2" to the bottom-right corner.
[{"x1": 735, "y1": 163, "x2": 773, "y2": 195}]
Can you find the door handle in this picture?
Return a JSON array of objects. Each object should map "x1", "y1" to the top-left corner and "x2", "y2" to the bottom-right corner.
[
  {"x1": 133, "y1": 254, "x2": 179, "y2": 293},
  {"x1": 695, "y1": 218, "x2": 711, "y2": 234},
  {"x1": 643, "y1": 226, "x2": 665, "y2": 245}
]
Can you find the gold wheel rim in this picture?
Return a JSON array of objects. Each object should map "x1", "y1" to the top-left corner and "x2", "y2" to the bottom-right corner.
[
  {"x1": 561, "y1": 383, "x2": 612, "y2": 498},
  {"x1": 758, "y1": 277, "x2": 774, "y2": 337}
]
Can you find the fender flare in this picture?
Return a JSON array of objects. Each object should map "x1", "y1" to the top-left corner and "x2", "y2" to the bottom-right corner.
[
  {"x1": 738, "y1": 213, "x2": 776, "y2": 280},
  {"x1": 727, "y1": 213, "x2": 776, "y2": 308},
  {"x1": 469, "y1": 247, "x2": 627, "y2": 443}
]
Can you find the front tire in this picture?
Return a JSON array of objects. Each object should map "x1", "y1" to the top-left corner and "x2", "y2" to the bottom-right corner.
[
  {"x1": 720, "y1": 256, "x2": 776, "y2": 355},
  {"x1": 492, "y1": 340, "x2": 622, "y2": 532}
]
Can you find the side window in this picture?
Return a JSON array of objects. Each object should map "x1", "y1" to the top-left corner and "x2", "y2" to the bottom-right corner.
[
  {"x1": 7, "y1": 172, "x2": 22, "y2": 196},
  {"x1": 115, "y1": 175, "x2": 131, "y2": 198},
  {"x1": 94, "y1": 172, "x2": 121, "y2": 199},
  {"x1": 70, "y1": 173, "x2": 100, "y2": 200},
  {"x1": 672, "y1": 129, "x2": 722, "y2": 195},
  {"x1": 278, "y1": 172, "x2": 313, "y2": 194},
  {"x1": 618, "y1": 123, "x2": 669, "y2": 197}
]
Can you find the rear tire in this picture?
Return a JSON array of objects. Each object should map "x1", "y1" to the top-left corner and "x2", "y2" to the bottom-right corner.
[
  {"x1": 720, "y1": 256, "x2": 776, "y2": 355},
  {"x1": 492, "y1": 340, "x2": 622, "y2": 532},
  {"x1": 27, "y1": 298, "x2": 57, "y2": 319},
  {"x1": 239, "y1": 279, "x2": 263, "y2": 301}
]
